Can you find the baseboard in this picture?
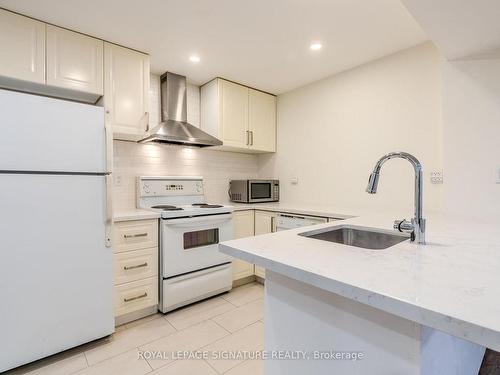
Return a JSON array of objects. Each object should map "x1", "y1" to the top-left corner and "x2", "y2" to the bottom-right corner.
[
  {"x1": 255, "y1": 276, "x2": 265, "y2": 284},
  {"x1": 233, "y1": 275, "x2": 256, "y2": 287},
  {"x1": 115, "y1": 305, "x2": 158, "y2": 327}
]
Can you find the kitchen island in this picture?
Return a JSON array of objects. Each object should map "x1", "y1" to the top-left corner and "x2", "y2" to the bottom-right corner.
[{"x1": 219, "y1": 212, "x2": 500, "y2": 374}]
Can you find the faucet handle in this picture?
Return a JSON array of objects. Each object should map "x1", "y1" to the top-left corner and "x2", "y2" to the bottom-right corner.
[{"x1": 394, "y1": 219, "x2": 414, "y2": 233}]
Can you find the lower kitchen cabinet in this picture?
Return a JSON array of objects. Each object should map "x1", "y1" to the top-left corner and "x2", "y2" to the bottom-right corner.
[
  {"x1": 113, "y1": 219, "x2": 159, "y2": 325},
  {"x1": 232, "y1": 209, "x2": 332, "y2": 283},
  {"x1": 113, "y1": 247, "x2": 158, "y2": 285},
  {"x1": 254, "y1": 210, "x2": 277, "y2": 280},
  {"x1": 231, "y1": 210, "x2": 255, "y2": 281},
  {"x1": 254, "y1": 210, "x2": 276, "y2": 235},
  {"x1": 114, "y1": 276, "x2": 158, "y2": 318}
]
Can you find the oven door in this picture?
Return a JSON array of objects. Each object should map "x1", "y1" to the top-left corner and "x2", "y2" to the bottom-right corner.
[
  {"x1": 162, "y1": 214, "x2": 233, "y2": 278},
  {"x1": 248, "y1": 180, "x2": 274, "y2": 203}
]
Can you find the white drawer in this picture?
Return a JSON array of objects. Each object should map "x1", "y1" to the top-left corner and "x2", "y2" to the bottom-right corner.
[
  {"x1": 114, "y1": 277, "x2": 158, "y2": 317},
  {"x1": 114, "y1": 247, "x2": 158, "y2": 285},
  {"x1": 114, "y1": 219, "x2": 158, "y2": 253}
]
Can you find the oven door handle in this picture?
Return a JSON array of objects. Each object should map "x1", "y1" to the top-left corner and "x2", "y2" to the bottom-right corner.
[{"x1": 163, "y1": 213, "x2": 233, "y2": 227}]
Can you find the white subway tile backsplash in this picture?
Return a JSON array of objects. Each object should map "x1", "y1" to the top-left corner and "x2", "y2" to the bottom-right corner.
[{"x1": 113, "y1": 141, "x2": 258, "y2": 210}]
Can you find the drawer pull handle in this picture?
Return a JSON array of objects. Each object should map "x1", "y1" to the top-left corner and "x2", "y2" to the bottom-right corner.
[
  {"x1": 124, "y1": 262, "x2": 148, "y2": 270},
  {"x1": 124, "y1": 233, "x2": 148, "y2": 239},
  {"x1": 124, "y1": 292, "x2": 148, "y2": 303}
]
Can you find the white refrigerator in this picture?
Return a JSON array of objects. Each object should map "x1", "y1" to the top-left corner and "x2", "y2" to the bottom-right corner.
[{"x1": 0, "y1": 89, "x2": 114, "y2": 372}]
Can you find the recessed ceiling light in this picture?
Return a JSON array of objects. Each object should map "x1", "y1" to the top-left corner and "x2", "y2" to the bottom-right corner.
[
  {"x1": 309, "y1": 42, "x2": 322, "y2": 51},
  {"x1": 189, "y1": 55, "x2": 201, "y2": 63}
]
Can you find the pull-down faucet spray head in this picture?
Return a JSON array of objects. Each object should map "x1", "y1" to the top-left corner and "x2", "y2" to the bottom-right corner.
[{"x1": 366, "y1": 172, "x2": 380, "y2": 194}]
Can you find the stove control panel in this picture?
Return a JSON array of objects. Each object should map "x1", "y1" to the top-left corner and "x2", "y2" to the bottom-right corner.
[{"x1": 138, "y1": 177, "x2": 204, "y2": 197}]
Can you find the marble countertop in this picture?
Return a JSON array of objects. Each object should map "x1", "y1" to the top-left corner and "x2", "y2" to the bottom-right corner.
[
  {"x1": 219, "y1": 211, "x2": 500, "y2": 351},
  {"x1": 114, "y1": 202, "x2": 357, "y2": 222},
  {"x1": 229, "y1": 202, "x2": 357, "y2": 219},
  {"x1": 113, "y1": 209, "x2": 160, "y2": 222}
]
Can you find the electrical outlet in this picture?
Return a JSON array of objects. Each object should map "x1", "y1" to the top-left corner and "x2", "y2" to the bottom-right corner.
[
  {"x1": 430, "y1": 170, "x2": 443, "y2": 184},
  {"x1": 496, "y1": 167, "x2": 500, "y2": 184},
  {"x1": 290, "y1": 177, "x2": 299, "y2": 185}
]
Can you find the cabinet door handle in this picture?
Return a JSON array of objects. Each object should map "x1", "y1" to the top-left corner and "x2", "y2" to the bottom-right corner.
[
  {"x1": 123, "y1": 262, "x2": 148, "y2": 270},
  {"x1": 246, "y1": 130, "x2": 249, "y2": 145},
  {"x1": 250, "y1": 131, "x2": 254, "y2": 146},
  {"x1": 123, "y1": 292, "x2": 148, "y2": 303},
  {"x1": 123, "y1": 233, "x2": 148, "y2": 239}
]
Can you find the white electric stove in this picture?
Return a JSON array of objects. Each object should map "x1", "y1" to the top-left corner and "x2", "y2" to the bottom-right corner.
[{"x1": 137, "y1": 176, "x2": 234, "y2": 312}]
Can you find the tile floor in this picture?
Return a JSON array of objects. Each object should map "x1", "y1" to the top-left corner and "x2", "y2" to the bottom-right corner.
[{"x1": 7, "y1": 282, "x2": 265, "y2": 375}]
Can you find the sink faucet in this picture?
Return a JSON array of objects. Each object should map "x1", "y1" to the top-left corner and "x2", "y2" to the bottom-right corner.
[{"x1": 366, "y1": 152, "x2": 426, "y2": 244}]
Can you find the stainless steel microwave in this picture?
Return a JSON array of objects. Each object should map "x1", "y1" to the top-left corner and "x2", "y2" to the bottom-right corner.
[{"x1": 229, "y1": 180, "x2": 279, "y2": 203}]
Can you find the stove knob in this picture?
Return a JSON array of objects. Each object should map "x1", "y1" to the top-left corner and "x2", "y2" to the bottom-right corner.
[{"x1": 143, "y1": 184, "x2": 150, "y2": 194}]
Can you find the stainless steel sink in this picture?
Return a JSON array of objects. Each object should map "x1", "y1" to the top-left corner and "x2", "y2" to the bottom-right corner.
[{"x1": 299, "y1": 225, "x2": 410, "y2": 250}]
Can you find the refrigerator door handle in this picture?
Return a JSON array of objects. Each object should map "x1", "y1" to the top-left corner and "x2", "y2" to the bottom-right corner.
[
  {"x1": 104, "y1": 109, "x2": 113, "y2": 174},
  {"x1": 104, "y1": 108, "x2": 113, "y2": 248},
  {"x1": 105, "y1": 174, "x2": 113, "y2": 248}
]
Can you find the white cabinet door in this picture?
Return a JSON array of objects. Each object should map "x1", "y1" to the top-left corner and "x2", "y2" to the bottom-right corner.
[
  {"x1": 232, "y1": 210, "x2": 255, "y2": 281},
  {"x1": 220, "y1": 79, "x2": 249, "y2": 148},
  {"x1": 105, "y1": 42, "x2": 150, "y2": 141},
  {"x1": 249, "y1": 88, "x2": 276, "y2": 152},
  {"x1": 254, "y1": 210, "x2": 276, "y2": 279},
  {"x1": 201, "y1": 78, "x2": 277, "y2": 153},
  {"x1": 46, "y1": 25, "x2": 103, "y2": 95},
  {"x1": 254, "y1": 210, "x2": 276, "y2": 235},
  {"x1": 0, "y1": 10, "x2": 45, "y2": 84}
]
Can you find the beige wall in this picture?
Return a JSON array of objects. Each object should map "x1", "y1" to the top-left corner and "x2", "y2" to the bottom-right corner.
[
  {"x1": 442, "y1": 58, "x2": 500, "y2": 220},
  {"x1": 259, "y1": 42, "x2": 443, "y2": 214}
]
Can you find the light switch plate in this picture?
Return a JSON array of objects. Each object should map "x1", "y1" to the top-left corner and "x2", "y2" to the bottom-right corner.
[
  {"x1": 496, "y1": 167, "x2": 500, "y2": 184},
  {"x1": 290, "y1": 177, "x2": 299, "y2": 185}
]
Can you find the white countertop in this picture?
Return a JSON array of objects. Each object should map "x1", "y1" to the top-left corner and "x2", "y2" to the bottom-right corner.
[
  {"x1": 230, "y1": 202, "x2": 356, "y2": 219},
  {"x1": 219, "y1": 211, "x2": 500, "y2": 351},
  {"x1": 113, "y1": 209, "x2": 160, "y2": 222},
  {"x1": 113, "y1": 202, "x2": 357, "y2": 222}
]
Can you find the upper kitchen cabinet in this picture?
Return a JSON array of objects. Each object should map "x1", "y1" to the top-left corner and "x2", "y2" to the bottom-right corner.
[
  {"x1": 248, "y1": 88, "x2": 276, "y2": 152},
  {"x1": 46, "y1": 25, "x2": 103, "y2": 96},
  {"x1": 201, "y1": 78, "x2": 277, "y2": 153},
  {"x1": 104, "y1": 43, "x2": 150, "y2": 141},
  {"x1": 220, "y1": 79, "x2": 249, "y2": 148},
  {"x1": 0, "y1": 9, "x2": 102, "y2": 103},
  {"x1": 0, "y1": 10, "x2": 45, "y2": 84}
]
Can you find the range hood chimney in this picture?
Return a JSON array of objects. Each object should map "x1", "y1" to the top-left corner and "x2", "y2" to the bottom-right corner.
[{"x1": 139, "y1": 72, "x2": 222, "y2": 147}]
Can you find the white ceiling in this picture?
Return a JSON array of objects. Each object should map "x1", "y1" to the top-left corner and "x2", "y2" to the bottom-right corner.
[
  {"x1": 402, "y1": 0, "x2": 500, "y2": 60},
  {"x1": 0, "y1": 0, "x2": 427, "y2": 94}
]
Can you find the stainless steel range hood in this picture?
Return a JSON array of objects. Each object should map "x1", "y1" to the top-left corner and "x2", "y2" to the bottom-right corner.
[{"x1": 139, "y1": 72, "x2": 222, "y2": 147}]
